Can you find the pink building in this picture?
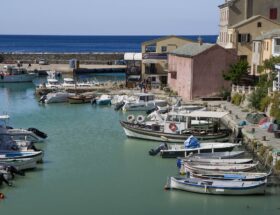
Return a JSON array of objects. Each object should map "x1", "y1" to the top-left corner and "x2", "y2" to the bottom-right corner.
[{"x1": 168, "y1": 43, "x2": 237, "y2": 101}]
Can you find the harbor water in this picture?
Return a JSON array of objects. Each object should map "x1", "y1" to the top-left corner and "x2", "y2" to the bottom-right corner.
[{"x1": 0, "y1": 82, "x2": 280, "y2": 215}]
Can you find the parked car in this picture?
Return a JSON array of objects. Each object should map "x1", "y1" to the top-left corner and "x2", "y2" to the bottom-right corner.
[{"x1": 38, "y1": 59, "x2": 48, "y2": 65}]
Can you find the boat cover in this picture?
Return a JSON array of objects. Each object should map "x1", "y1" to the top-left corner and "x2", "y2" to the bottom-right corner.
[
  {"x1": 184, "y1": 135, "x2": 200, "y2": 149},
  {"x1": 224, "y1": 174, "x2": 246, "y2": 179}
]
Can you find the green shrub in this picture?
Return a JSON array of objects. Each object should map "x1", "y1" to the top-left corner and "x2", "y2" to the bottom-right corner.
[
  {"x1": 231, "y1": 93, "x2": 243, "y2": 106},
  {"x1": 260, "y1": 96, "x2": 271, "y2": 112},
  {"x1": 258, "y1": 145, "x2": 266, "y2": 156},
  {"x1": 275, "y1": 160, "x2": 280, "y2": 171}
]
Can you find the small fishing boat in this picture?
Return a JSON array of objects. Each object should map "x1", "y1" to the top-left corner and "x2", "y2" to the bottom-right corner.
[
  {"x1": 159, "y1": 142, "x2": 239, "y2": 158},
  {"x1": 0, "y1": 68, "x2": 37, "y2": 83},
  {"x1": 165, "y1": 177, "x2": 267, "y2": 195},
  {"x1": 182, "y1": 158, "x2": 253, "y2": 164},
  {"x1": 189, "y1": 172, "x2": 270, "y2": 181},
  {"x1": 182, "y1": 151, "x2": 245, "y2": 160},
  {"x1": 92, "y1": 94, "x2": 112, "y2": 105},
  {"x1": 120, "y1": 111, "x2": 230, "y2": 143},
  {"x1": 68, "y1": 94, "x2": 94, "y2": 104},
  {"x1": 184, "y1": 162, "x2": 259, "y2": 172}
]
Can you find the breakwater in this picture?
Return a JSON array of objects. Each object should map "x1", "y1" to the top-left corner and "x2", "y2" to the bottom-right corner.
[{"x1": 0, "y1": 53, "x2": 124, "y2": 65}]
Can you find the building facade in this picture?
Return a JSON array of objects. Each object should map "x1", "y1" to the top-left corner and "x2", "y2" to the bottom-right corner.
[
  {"x1": 218, "y1": 0, "x2": 280, "y2": 64},
  {"x1": 141, "y1": 36, "x2": 196, "y2": 88},
  {"x1": 168, "y1": 43, "x2": 237, "y2": 101},
  {"x1": 251, "y1": 29, "x2": 280, "y2": 75}
]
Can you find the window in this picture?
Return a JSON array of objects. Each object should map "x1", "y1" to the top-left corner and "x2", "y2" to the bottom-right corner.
[
  {"x1": 161, "y1": 46, "x2": 167, "y2": 52},
  {"x1": 276, "y1": 38, "x2": 280, "y2": 46},
  {"x1": 270, "y1": 8, "x2": 278, "y2": 20},
  {"x1": 257, "y1": 22, "x2": 262, "y2": 28},
  {"x1": 238, "y1": 34, "x2": 251, "y2": 43},
  {"x1": 170, "y1": 71, "x2": 177, "y2": 79}
]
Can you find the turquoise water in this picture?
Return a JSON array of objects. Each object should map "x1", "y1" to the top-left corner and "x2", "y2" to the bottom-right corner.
[{"x1": 0, "y1": 83, "x2": 280, "y2": 215}]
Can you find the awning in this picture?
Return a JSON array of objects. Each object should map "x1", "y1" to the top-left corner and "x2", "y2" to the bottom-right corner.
[
  {"x1": 185, "y1": 111, "x2": 229, "y2": 119},
  {"x1": 124, "y1": 53, "x2": 142, "y2": 61}
]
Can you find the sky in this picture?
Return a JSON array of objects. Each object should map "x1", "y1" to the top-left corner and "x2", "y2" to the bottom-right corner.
[{"x1": 1, "y1": 0, "x2": 224, "y2": 35}]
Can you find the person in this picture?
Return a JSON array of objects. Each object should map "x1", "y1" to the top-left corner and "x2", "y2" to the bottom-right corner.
[{"x1": 139, "y1": 81, "x2": 144, "y2": 92}]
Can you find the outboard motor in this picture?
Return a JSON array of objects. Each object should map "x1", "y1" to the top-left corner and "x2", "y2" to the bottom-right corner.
[
  {"x1": 39, "y1": 95, "x2": 47, "y2": 103},
  {"x1": 0, "y1": 173, "x2": 12, "y2": 187},
  {"x1": 6, "y1": 166, "x2": 25, "y2": 177},
  {"x1": 114, "y1": 101, "x2": 125, "y2": 111},
  {"x1": 91, "y1": 98, "x2": 97, "y2": 105},
  {"x1": 149, "y1": 143, "x2": 168, "y2": 156},
  {"x1": 27, "y1": 127, "x2": 48, "y2": 139}
]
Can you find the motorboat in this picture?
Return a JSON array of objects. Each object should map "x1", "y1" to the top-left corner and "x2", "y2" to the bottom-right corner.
[
  {"x1": 120, "y1": 111, "x2": 230, "y2": 143},
  {"x1": 179, "y1": 151, "x2": 245, "y2": 160},
  {"x1": 0, "y1": 157, "x2": 37, "y2": 171},
  {"x1": 41, "y1": 78, "x2": 61, "y2": 89},
  {"x1": 0, "y1": 151, "x2": 43, "y2": 163},
  {"x1": 122, "y1": 93, "x2": 168, "y2": 112},
  {"x1": 181, "y1": 158, "x2": 253, "y2": 164},
  {"x1": 0, "y1": 68, "x2": 37, "y2": 83},
  {"x1": 0, "y1": 117, "x2": 47, "y2": 142},
  {"x1": 164, "y1": 177, "x2": 266, "y2": 195},
  {"x1": 92, "y1": 94, "x2": 112, "y2": 105},
  {"x1": 61, "y1": 78, "x2": 75, "y2": 88},
  {"x1": 47, "y1": 70, "x2": 61, "y2": 79},
  {"x1": 40, "y1": 92, "x2": 75, "y2": 103}
]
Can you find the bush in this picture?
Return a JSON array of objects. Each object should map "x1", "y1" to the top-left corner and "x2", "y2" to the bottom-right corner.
[
  {"x1": 275, "y1": 160, "x2": 280, "y2": 171},
  {"x1": 260, "y1": 96, "x2": 271, "y2": 112},
  {"x1": 258, "y1": 145, "x2": 266, "y2": 156},
  {"x1": 231, "y1": 93, "x2": 243, "y2": 106}
]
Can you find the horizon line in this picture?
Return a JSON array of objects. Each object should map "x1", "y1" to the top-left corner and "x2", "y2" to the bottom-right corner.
[{"x1": 0, "y1": 34, "x2": 218, "y2": 37}]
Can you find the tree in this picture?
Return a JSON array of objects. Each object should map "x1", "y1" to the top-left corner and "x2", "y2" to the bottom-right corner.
[
  {"x1": 223, "y1": 60, "x2": 249, "y2": 85},
  {"x1": 258, "y1": 56, "x2": 280, "y2": 74},
  {"x1": 270, "y1": 93, "x2": 280, "y2": 121}
]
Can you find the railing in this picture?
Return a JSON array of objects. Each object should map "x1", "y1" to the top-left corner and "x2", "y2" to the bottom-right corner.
[{"x1": 231, "y1": 85, "x2": 257, "y2": 95}]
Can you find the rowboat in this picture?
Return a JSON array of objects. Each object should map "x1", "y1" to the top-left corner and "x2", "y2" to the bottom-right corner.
[
  {"x1": 165, "y1": 177, "x2": 266, "y2": 195},
  {"x1": 182, "y1": 151, "x2": 245, "y2": 159},
  {"x1": 0, "y1": 151, "x2": 43, "y2": 163},
  {"x1": 182, "y1": 158, "x2": 253, "y2": 164},
  {"x1": 184, "y1": 162, "x2": 259, "y2": 172},
  {"x1": 190, "y1": 172, "x2": 270, "y2": 181}
]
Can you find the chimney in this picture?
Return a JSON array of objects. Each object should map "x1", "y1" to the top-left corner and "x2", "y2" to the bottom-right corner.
[{"x1": 198, "y1": 36, "x2": 203, "y2": 46}]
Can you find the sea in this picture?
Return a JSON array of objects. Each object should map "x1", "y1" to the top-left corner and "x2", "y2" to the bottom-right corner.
[{"x1": 0, "y1": 35, "x2": 218, "y2": 53}]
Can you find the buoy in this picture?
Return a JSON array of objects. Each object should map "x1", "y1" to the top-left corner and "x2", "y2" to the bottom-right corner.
[
  {"x1": 0, "y1": 192, "x2": 5, "y2": 199},
  {"x1": 169, "y1": 123, "x2": 177, "y2": 132}
]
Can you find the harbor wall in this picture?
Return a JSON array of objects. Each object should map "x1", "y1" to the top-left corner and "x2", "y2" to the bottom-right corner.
[{"x1": 0, "y1": 53, "x2": 124, "y2": 65}]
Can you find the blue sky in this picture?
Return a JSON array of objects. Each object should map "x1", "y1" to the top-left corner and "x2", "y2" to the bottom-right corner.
[{"x1": 1, "y1": 0, "x2": 223, "y2": 35}]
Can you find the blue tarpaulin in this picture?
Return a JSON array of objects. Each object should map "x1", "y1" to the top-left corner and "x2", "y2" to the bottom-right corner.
[{"x1": 184, "y1": 135, "x2": 200, "y2": 148}]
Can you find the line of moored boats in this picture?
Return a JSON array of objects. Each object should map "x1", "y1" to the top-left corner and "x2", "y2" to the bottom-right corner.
[{"x1": 0, "y1": 115, "x2": 47, "y2": 194}]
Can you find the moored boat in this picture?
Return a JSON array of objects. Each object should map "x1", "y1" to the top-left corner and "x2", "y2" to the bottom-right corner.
[
  {"x1": 0, "y1": 157, "x2": 37, "y2": 171},
  {"x1": 165, "y1": 177, "x2": 267, "y2": 195},
  {"x1": 190, "y1": 172, "x2": 270, "y2": 181},
  {"x1": 0, "y1": 68, "x2": 37, "y2": 83},
  {"x1": 92, "y1": 94, "x2": 112, "y2": 105},
  {"x1": 68, "y1": 94, "x2": 94, "y2": 104}
]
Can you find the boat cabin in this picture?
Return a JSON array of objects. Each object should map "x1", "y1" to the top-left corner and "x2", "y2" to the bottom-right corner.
[
  {"x1": 135, "y1": 93, "x2": 156, "y2": 102},
  {"x1": 62, "y1": 78, "x2": 75, "y2": 87},
  {"x1": 163, "y1": 111, "x2": 228, "y2": 134},
  {"x1": 46, "y1": 79, "x2": 60, "y2": 88}
]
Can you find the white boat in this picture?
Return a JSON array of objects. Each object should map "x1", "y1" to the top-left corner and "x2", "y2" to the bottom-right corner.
[
  {"x1": 92, "y1": 94, "x2": 112, "y2": 105},
  {"x1": 0, "y1": 151, "x2": 43, "y2": 163},
  {"x1": 0, "y1": 157, "x2": 37, "y2": 171},
  {"x1": 184, "y1": 162, "x2": 259, "y2": 172},
  {"x1": 47, "y1": 70, "x2": 61, "y2": 79},
  {"x1": 0, "y1": 68, "x2": 37, "y2": 83},
  {"x1": 183, "y1": 158, "x2": 253, "y2": 164},
  {"x1": 42, "y1": 78, "x2": 61, "y2": 89},
  {"x1": 61, "y1": 78, "x2": 75, "y2": 88},
  {"x1": 122, "y1": 93, "x2": 168, "y2": 111},
  {"x1": 0, "y1": 115, "x2": 47, "y2": 142},
  {"x1": 165, "y1": 177, "x2": 266, "y2": 195},
  {"x1": 41, "y1": 92, "x2": 75, "y2": 103}
]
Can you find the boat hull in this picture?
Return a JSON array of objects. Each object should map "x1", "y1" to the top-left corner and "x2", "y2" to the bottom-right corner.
[{"x1": 96, "y1": 99, "x2": 111, "y2": 105}]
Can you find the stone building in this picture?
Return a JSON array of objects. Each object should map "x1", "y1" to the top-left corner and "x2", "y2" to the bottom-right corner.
[{"x1": 168, "y1": 43, "x2": 237, "y2": 101}]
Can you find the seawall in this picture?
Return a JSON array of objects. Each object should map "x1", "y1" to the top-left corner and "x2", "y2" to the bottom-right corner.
[{"x1": 0, "y1": 53, "x2": 124, "y2": 65}]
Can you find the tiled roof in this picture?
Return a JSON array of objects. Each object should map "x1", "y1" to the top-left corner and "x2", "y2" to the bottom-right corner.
[
  {"x1": 171, "y1": 43, "x2": 215, "y2": 57},
  {"x1": 141, "y1": 35, "x2": 194, "y2": 46}
]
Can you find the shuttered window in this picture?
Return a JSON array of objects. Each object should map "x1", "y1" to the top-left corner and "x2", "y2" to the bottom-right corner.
[{"x1": 270, "y1": 8, "x2": 278, "y2": 20}]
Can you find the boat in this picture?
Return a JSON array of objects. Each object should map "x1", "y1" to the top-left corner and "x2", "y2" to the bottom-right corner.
[
  {"x1": 40, "y1": 92, "x2": 75, "y2": 103},
  {"x1": 92, "y1": 94, "x2": 112, "y2": 105},
  {"x1": 0, "y1": 157, "x2": 37, "y2": 171},
  {"x1": 122, "y1": 93, "x2": 168, "y2": 112},
  {"x1": 0, "y1": 115, "x2": 47, "y2": 142},
  {"x1": 0, "y1": 151, "x2": 43, "y2": 163},
  {"x1": 182, "y1": 158, "x2": 253, "y2": 164},
  {"x1": 189, "y1": 172, "x2": 270, "y2": 181},
  {"x1": 0, "y1": 68, "x2": 37, "y2": 83},
  {"x1": 165, "y1": 177, "x2": 266, "y2": 195},
  {"x1": 61, "y1": 78, "x2": 75, "y2": 88},
  {"x1": 184, "y1": 162, "x2": 259, "y2": 172},
  {"x1": 68, "y1": 94, "x2": 94, "y2": 104},
  {"x1": 120, "y1": 111, "x2": 230, "y2": 143},
  {"x1": 179, "y1": 151, "x2": 245, "y2": 160},
  {"x1": 159, "y1": 142, "x2": 239, "y2": 158}
]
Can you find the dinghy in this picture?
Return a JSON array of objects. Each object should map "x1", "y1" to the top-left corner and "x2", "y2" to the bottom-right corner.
[
  {"x1": 190, "y1": 172, "x2": 270, "y2": 181},
  {"x1": 165, "y1": 177, "x2": 266, "y2": 195},
  {"x1": 182, "y1": 158, "x2": 253, "y2": 164},
  {"x1": 182, "y1": 151, "x2": 245, "y2": 160}
]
